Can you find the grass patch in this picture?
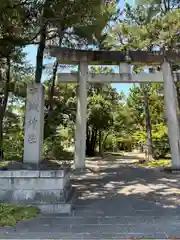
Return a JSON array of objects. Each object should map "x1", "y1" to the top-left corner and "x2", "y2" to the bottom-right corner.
[
  {"x1": 138, "y1": 159, "x2": 171, "y2": 168},
  {"x1": 0, "y1": 161, "x2": 9, "y2": 167},
  {"x1": 0, "y1": 204, "x2": 39, "y2": 226}
]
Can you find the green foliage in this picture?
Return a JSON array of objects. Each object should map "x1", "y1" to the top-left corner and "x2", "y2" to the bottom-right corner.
[
  {"x1": 86, "y1": 66, "x2": 121, "y2": 156},
  {"x1": 88, "y1": 94, "x2": 113, "y2": 130},
  {"x1": 147, "y1": 9, "x2": 180, "y2": 49},
  {"x1": 152, "y1": 123, "x2": 170, "y2": 159},
  {"x1": 132, "y1": 123, "x2": 169, "y2": 159},
  {"x1": 138, "y1": 159, "x2": 170, "y2": 167},
  {"x1": 127, "y1": 83, "x2": 170, "y2": 159},
  {"x1": 43, "y1": 136, "x2": 64, "y2": 160},
  {"x1": 3, "y1": 130, "x2": 24, "y2": 161},
  {"x1": 73, "y1": 0, "x2": 118, "y2": 48},
  {"x1": 103, "y1": 134, "x2": 117, "y2": 151},
  {"x1": 107, "y1": 1, "x2": 180, "y2": 51},
  {"x1": 0, "y1": 204, "x2": 39, "y2": 226}
]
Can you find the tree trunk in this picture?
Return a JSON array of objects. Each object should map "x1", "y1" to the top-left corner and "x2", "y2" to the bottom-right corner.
[
  {"x1": 141, "y1": 83, "x2": 153, "y2": 159},
  {"x1": 101, "y1": 132, "x2": 109, "y2": 154},
  {"x1": 0, "y1": 57, "x2": 11, "y2": 160},
  {"x1": 0, "y1": 114, "x2": 3, "y2": 161},
  {"x1": 34, "y1": 0, "x2": 52, "y2": 83},
  {"x1": 44, "y1": 60, "x2": 58, "y2": 139},
  {"x1": 47, "y1": 27, "x2": 63, "y2": 111},
  {"x1": 86, "y1": 128, "x2": 94, "y2": 156},
  {"x1": 99, "y1": 131, "x2": 102, "y2": 155},
  {"x1": 86, "y1": 127, "x2": 98, "y2": 157},
  {"x1": 102, "y1": 133, "x2": 109, "y2": 148},
  {"x1": 91, "y1": 128, "x2": 98, "y2": 156},
  {"x1": 44, "y1": 26, "x2": 64, "y2": 140},
  {"x1": 175, "y1": 76, "x2": 180, "y2": 113},
  {"x1": 35, "y1": 25, "x2": 46, "y2": 83},
  {"x1": 49, "y1": 61, "x2": 58, "y2": 110},
  {"x1": 86, "y1": 125, "x2": 90, "y2": 156}
]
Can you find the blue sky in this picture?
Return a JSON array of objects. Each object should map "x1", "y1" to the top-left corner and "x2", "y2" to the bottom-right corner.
[{"x1": 24, "y1": 0, "x2": 135, "y2": 96}]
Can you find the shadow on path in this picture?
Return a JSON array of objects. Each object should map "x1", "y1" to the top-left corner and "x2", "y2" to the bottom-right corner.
[{"x1": 74, "y1": 154, "x2": 180, "y2": 212}]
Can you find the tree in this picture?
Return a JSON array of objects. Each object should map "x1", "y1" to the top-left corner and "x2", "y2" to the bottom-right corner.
[
  {"x1": 34, "y1": 0, "x2": 118, "y2": 84},
  {"x1": 0, "y1": 49, "x2": 33, "y2": 160},
  {"x1": 86, "y1": 66, "x2": 121, "y2": 156},
  {"x1": 0, "y1": 0, "x2": 41, "y2": 160},
  {"x1": 41, "y1": 0, "x2": 119, "y2": 144},
  {"x1": 0, "y1": 0, "x2": 120, "y2": 160},
  {"x1": 104, "y1": 1, "x2": 180, "y2": 159},
  {"x1": 126, "y1": 83, "x2": 169, "y2": 158},
  {"x1": 141, "y1": 83, "x2": 153, "y2": 158},
  {"x1": 0, "y1": 0, "x2": 40, "y2": 59}
]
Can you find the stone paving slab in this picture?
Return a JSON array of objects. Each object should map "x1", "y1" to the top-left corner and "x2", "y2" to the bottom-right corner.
[
  {"x1": 0, "y1": 231, "x2": 169, "y2": 239},
  {"x1": 36, "y1": 214, "x2": 180, "y2": 226},
  {"x1": 1, "y1": 212, "x2": 180, "y2": 238},
  {"x1": 0, "y1": 225, "x2": 169, "y2": 239},
  {"x1": 0, "y1": 233, "x2": 168, "y2": 239}
]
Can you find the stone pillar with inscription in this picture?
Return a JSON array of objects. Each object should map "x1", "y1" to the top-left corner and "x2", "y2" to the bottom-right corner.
[
  {"x1": 74, "y1": 61, "x2": 88, "y2": 170},
  {"x1": 162, "y1": 60, "x2": 180, "y2": 169},
  {"x1": 23, "y1": 82, "x2": 44, "y2": 165}
]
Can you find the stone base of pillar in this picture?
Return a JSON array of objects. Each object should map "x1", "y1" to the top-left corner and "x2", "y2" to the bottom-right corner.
[
  {"x1": 0, "y1": 167, "x2": 75, "y2": 214},
  {"x1": 162, "y1": 166, "x2": 180, "y2": 173},
  {"x1": 72, "y1": 167, "x2": 87, "y2": 175}
]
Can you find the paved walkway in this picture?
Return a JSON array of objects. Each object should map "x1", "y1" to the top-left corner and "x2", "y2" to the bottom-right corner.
[{"x1": 1, "y1": 153, "x2": 180, "y2": 239}]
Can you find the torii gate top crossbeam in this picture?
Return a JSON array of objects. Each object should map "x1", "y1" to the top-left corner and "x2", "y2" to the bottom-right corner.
[{"x1": 49, "y1": 47, "x2": 180, "y2": 65}]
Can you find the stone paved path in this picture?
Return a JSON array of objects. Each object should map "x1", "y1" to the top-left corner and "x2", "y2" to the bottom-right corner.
[{"x1": 1, "y1": 153, "x2": 180, "y2": 239}]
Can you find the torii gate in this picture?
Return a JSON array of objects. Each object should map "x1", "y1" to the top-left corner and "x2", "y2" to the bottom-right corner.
[
  {"x1": 48, "y1": 47, "x2": 180, "y2": 170},
  {"x1": 23, "y1": 47, "x2": 180, "y2": 171}
]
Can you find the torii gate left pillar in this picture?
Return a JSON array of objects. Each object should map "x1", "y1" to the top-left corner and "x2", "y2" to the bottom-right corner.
[{"x1": 74, "y1": 61, "x2": 88, "y2": 170}]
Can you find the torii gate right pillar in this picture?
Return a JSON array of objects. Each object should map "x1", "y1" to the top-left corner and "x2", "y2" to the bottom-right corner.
[
  {"x1": 162, "y1": 60, "x2": 180, "y2": 169},
  {"x1": 74, "y1": 61, "x2": 88, "y2": 170}
]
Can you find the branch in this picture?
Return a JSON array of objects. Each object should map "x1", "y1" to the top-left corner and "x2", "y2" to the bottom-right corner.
[{"x1": 117, "y1": 32, "x2": 124, "y2": 45}]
